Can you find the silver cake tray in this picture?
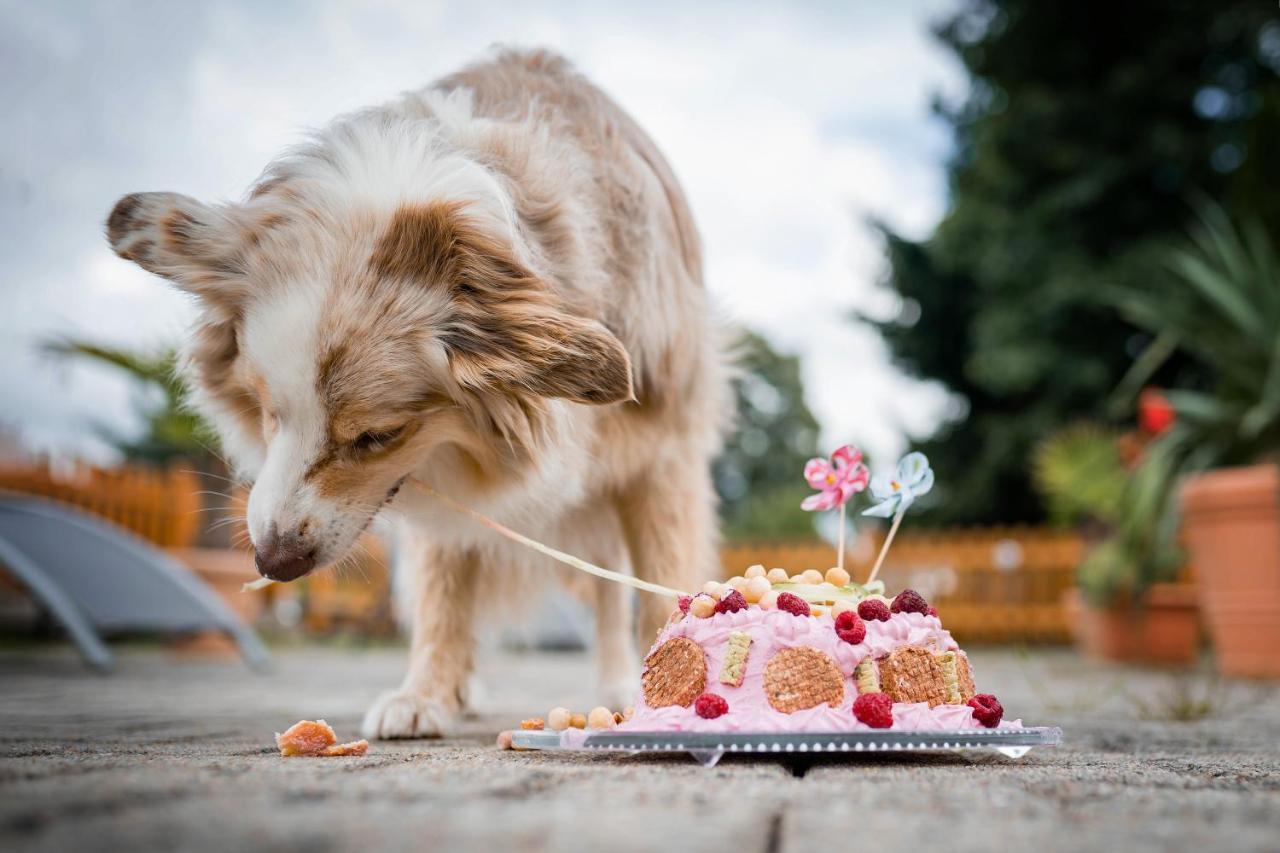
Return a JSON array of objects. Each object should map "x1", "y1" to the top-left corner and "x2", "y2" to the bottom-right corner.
[{"x1": 511, "y1": 727, "x2": 1063, "y2": 767}]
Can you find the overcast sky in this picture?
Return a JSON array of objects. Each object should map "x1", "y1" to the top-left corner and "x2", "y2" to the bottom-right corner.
[{"x1": 0, "y1": 0, "x2": 964, "y2": 469}]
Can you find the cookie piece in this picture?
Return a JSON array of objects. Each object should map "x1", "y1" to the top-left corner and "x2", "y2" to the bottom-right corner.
[
  {"x1": 642, "y1": 637, "x2": 707, "y2": 708},
  {"x1": 878, "y1": 646, "x2": 948, "y2": 707},
  {"x1": 763, "y1": 646, "x2": 845, "y2": 713}
]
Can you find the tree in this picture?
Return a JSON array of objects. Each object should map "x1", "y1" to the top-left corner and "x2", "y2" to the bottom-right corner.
[
  {"x1": 866, "y1": 0, "x2": 1280, "y2": 524},
  {"x1": 714, "y1": 331, "x2": 822, "y2": 540}
]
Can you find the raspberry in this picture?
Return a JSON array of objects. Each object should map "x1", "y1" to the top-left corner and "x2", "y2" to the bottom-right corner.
[
  {"x1": 968, "y1": 694, "x2": 1004, "y2": 728},
  {"x1": 852, "y1": 693, "x2": 894, "y2": 729},
  {"x1": 927, "y1": 606, "x2": 939, "y2": 618},
  {"x1": 857, "y1": 599, "x2": 891, "y2": 622},
  {"x1": 677, "y1": 595, "x2": 692, "y2": 614},
  {"x1": 775, "y1": 592, "x2": 810, "y2": 617},
  {"x1": 714, "y1": 589, "x2": 748, "y2": 614},
  {"x1": 834, "y1": 611, "x2": 867, "y2": 645},
  {"x1": 694, "y1": 693, "x2": 729, "y2": 719},
  {"x1": 891, "y1": 589, "x2": 930, "y2": 615}
]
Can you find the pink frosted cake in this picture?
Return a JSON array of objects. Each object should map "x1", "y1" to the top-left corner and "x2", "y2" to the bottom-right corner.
[{"x1": 536, "y1": 566, "x2": 1017, "y2": 742}]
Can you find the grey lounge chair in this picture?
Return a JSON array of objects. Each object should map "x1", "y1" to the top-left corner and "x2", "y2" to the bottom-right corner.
[{"x1": 0, "y1": 496, "x2": 269, "y2": 670}]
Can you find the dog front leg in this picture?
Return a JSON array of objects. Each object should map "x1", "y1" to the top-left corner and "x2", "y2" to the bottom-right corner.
[
  {"x1": 362, "y1": 543, "x2": 477, "y2": 739},
  {"x1": 619, "y1": 457, "x2": 719, "y2": 646}
]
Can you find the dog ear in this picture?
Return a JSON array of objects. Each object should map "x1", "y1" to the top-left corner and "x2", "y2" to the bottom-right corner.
[
  {"x1": 105, "y1": 192, "x2": 247, "y2": 317},
  {"x1": 373, "y1": 203, "x2": 635, "y2": 405}
]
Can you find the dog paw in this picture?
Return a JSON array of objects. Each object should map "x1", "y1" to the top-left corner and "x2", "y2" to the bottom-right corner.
[{"x1": 361, "y1": 690, "x2": 458, "y2": 740}]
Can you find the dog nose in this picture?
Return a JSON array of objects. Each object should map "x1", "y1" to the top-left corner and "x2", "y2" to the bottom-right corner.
[{"x1": 254, "y1": 524, "x2": 317, "y2": 582}]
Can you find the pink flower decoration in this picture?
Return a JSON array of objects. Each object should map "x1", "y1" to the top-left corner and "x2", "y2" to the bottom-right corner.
[{"x1": 801, "y1": 445, "x2": 870, "y2": 512}]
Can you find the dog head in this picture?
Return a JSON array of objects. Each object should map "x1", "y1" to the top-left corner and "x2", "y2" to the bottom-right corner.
[{"x1": 105, "y1": 144, "x2": 632, "y2": 581}]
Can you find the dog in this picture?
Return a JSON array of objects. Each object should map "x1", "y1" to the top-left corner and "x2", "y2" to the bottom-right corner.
[{"x1": 105, "y1": 49, "x2": 729, "y2": 738}]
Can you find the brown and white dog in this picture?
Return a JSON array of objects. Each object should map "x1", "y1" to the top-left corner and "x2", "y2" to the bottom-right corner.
[{"x1": 105, "y1": 50, "x2": 729, "y2": 738}]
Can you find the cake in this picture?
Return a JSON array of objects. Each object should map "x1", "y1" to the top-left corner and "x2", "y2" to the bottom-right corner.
[{"x1": 542, "y1": 566, "x2": 1017, "y2": 742}]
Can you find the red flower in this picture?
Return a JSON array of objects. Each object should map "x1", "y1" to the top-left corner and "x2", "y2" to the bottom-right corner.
[{"x1": 1138, "y1": 388, "x2": 1175, "y2": 435}]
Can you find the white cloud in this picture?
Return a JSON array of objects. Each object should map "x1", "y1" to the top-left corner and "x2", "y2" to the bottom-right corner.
[{"x1": 0, "y1": 0, "x2": 963, "y2": 469}]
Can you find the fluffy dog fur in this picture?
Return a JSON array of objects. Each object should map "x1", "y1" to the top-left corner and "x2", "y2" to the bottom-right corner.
[{"x1": 106, "y1": 49, "x2": 729, "y2": 738}]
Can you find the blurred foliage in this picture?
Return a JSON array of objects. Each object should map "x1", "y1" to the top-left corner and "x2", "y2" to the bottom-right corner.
[
  {"x1": 866, "y1": 0, "x2": 1280, "y2": 524},
  {"x1": 42, "y1": 340, "x2": 216, "y2": 465},
  {"x1": 1077, "y1": 204, "x2": 1280, "y2": 604},
  {"x1": 714, "y1": 331, "x2": 821, "y2": 540},
  {"x1": 1031, "y1": 423, "x2": 1126, "y2": 528}
]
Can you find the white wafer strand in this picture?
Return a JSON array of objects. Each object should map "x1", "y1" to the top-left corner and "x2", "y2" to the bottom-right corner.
[
  {"x1": 410, "y1": 479, "x2": 689, "y2": 599},
  {"x1": 241, "y1": 577, "x2": 276, "y2": 592},
  {"x1": 240, "y1": 481, "x2": 690, "y2": 599}
]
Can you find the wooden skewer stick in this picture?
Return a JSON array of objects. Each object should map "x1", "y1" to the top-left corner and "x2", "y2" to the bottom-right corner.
[
  {"x1": 836, "y1": 503, "x2": 846, "y2": 574},
  {"x1": 865, "y1": 507, "x2": 905, "y2": 587}
]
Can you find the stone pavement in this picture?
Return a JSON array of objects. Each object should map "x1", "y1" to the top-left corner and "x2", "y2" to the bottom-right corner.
[{"x1": 1, "y1": 643, "x2": 1278, "y2": 853}]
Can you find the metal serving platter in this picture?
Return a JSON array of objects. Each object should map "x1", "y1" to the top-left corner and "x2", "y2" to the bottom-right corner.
[{"x1": 510, "y1": 727, "x2": 1063, "y2": 767}]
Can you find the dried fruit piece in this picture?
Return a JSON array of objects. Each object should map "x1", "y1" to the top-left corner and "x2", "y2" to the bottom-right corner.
[
  {"x1": 853, "y1": 693, "x2": 894, "y2": 728},
  {"x1": 694, "y1": 693, "x2": 729, "y2": 719},
  {"x1": 891, "y1": 589, "x2": 930, "y2": 615},
  {"x1": 520, "y1": 718, "x2": 545, "y2": 731},
  {"x1": 322, "y1": 740, "x2": 369, "y2": 757},
  {"x1": 834, "y1": 611, "x2": 867, "y2": 645},
  {"x1": 275, "y1": 719, "x2": 336, "y2": 756},
  {"x1": 776, "y1": 592, "x2": 811, "y2": 617},
  {"x1": 677, "y1": 595, "x2": 692, "y2": 614},
  {"x1": 569, "y1": 713, "x2": 587, "y2": 729},
  {"x1": 275, "y1": 719, "x2": 366, "y2": 758},
  {"x1": 858, "y1": 599, "x2": 891, "y2": 622},
  {"x1": 968, "y1": 694, "x2": 1004, "y2": 728},
  {"x1": 715, "y1": 589, "x2": 748, "y2": 614}
]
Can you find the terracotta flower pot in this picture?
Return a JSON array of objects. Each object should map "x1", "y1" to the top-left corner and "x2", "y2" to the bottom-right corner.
[
  {"x1": 1180, "y1": 463, "x2": 1280, "y2": 679},
  {"x1": 1062, "y1": 584, "x2": 1199, "y2": 666}
]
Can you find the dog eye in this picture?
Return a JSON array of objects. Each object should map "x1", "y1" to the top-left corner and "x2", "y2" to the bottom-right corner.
[{"x1": 348, "y1": 426, "x2": 403, "y2": 453}]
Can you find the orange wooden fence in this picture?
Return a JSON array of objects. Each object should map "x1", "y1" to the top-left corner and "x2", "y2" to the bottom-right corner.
[
  {"x1": 0, "y1": 460, "x2": 202, "y2": 547},
  {"x1": 0, "y1": 461, "x2": 1081, "y2": 643},
  {"x1": 723, "y1": 527, "x2": 1082, "y2": 644}
]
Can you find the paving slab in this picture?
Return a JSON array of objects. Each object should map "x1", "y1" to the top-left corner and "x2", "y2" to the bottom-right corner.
[{"x1": 1, "y1": 645, "x2": 1278, "y2": 852}]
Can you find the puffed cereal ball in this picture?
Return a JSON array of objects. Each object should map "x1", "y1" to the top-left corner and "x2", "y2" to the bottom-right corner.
[
  {"x1": 825, "y1": 566, "x2": 851, "y2": 587},
  {"x1": 702, "y1": 581, "x2": 724, "y2": 598},
  {"x1": 689, "y1": 594, "x2": 717, "y2": 618},
  {"x1": 744, "y1": 575, "x2": 772, "y2": 603},
  {"x1": 744, "y1": 564, "x2": 766, "y2": 579},
  {"x1": 766, "y1": 568, "x2": 790, "y2": 584},
  {"x1": 801, "y1": 569, "x2": 825, "y2": 585},
  {"x1": 758, "y1": 590, "x2": 780, "y2": 610},
  {"x1": 547, "y1": 707, "x2": 572, "y2": 731},
  {"x1": 587, "y1": 706, "x2": 616, "y2": 729}
]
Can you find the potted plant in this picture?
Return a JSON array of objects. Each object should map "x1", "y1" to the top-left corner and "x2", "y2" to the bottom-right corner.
[
  {"x1": 1107, "y1": 203, "x2": 1280, "y2": 678},
  {"x1": 1033, "y1": 423, "x2": 1199, "y2": 664}
]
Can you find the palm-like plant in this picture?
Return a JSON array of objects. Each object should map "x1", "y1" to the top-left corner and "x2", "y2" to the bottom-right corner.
[
  {"x1": 1031, "y1": 422, "x2": 1127, "y2": 528},
  {"x1": 1086, "y1": 204, "x2": 1280, "y2": 603},
  {"x1": 41, "y1": 339, "x2": 215, "y2": 465}
]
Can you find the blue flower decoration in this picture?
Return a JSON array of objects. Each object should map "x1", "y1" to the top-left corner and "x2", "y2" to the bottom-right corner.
[{"x1": 861, "y1": 452, "x2": 934, "y2": 518}]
